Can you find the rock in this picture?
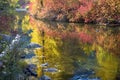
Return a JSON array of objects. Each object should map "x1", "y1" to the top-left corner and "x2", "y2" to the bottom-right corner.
[
  {"x1": 15, "y1": 8, "x2": 27, "y2": 12},
  {"x1": 39, "y1": 75, "x2": 51, "y2": 80},
  {"x1": 24, "y1": 64, "x2": 37, "y2": 77},
  {"x1": 43, "y1": 68, "x2": 58, "y2": 72},
  {"x1": 40, "y1": 63, "x2": 48, "y2": 67},
  {"x1": 0, "y1": 33, "x2": 12, "y2": 42},
  {"x1": 26, "y1": 43, "x2": 42, "y2": 49},
  {"x1": 21, "y1": 53, "x2": 35, "y2": 59}
]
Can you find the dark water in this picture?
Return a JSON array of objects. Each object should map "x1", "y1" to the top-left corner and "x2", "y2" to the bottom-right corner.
[{"x1": 27, "y1": 19, "x2": 120, "y2": 80}]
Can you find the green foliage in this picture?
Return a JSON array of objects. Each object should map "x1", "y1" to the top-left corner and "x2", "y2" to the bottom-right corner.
[
  {"x1": 0, "y1": 0, "x2": 19, "y2": 33},
  {"x1": 0, "y1": 29, "x2": 33, "y2": 80},
  {"x1": 0, "y1": 0, "x2": 19, "y2": 14},
  {"x1": 0, "y1": 41, "x2": 7, "y2": 53}
]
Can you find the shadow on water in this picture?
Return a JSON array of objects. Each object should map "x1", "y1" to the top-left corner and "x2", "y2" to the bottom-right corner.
[{"x1": 27, "y1": 19, "x2": 120, "y2": 80}]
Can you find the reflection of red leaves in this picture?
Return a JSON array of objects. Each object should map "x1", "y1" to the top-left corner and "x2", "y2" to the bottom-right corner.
[
  {"x1": 78, "y1": 32, "x2": 93, "y2": 43},
  {"x1": 45, "y1": 28, "x2": 93, "y2": 44}
]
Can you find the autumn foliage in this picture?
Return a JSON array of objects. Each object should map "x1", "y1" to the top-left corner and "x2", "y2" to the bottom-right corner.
[{"x1": 35, "y1": 0, "x2": 120, "y2": 24}]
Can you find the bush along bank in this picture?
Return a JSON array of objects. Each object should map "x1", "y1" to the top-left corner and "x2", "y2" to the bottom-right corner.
[{"x1": 34, "y1": 0, "x2": 120, "y2": 27}]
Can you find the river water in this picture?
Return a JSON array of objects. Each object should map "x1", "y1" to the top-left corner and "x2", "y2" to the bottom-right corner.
[
  {"x1": 1, "y1": 14, "x2": 120, "y2": 80},
  {"x1": 25, "y1": 16, "x2": 120, "y2": 80}
]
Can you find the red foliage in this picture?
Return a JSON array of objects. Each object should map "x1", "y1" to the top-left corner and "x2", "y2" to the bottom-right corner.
[
  {"x1": 44, "y1": 0, "x2": 71, "y2": 11},
  {"x1": 34, "y1": 0, "x2": 120, "y2": 23},
  {"x1": 44, "y1": 27, "x2": 93, "y2": 44},
  {"x1": 78, "y1": 32, "x2": 93, "y2": 43},
  {"x1": 78, "y1": 0, "x2": 93, "y2": 16}
]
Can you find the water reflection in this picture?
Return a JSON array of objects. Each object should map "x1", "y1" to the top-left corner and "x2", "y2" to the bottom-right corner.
[{"x1": 26, "y1": 17, "x2": 120, "y2": 80}]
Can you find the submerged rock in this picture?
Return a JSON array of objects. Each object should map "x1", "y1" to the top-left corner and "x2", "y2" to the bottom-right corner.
[
  {"x1": 40, "y1": 63, "x2": 48, "y2": 67},
  {"x1": 43, "y1": 68, "x2": 58, "y2": 72},
  {"x1": 70, "y1": 69, "x2": 100, "y2": 80},
  {"x1": 26, "y1": 42, "x2": 42, "y2": 49},
  {"x1": 0, "y1": 33, "x2": 12, "y2": 42},
  {"x1": 39, "y1": 75, "x2": 51, "y2": 80},
  {"x1": 70, "y1": 75, "x2": 100, "y2": 80},
  {"x1": 24, "y1": 64, "x2": 37, "y2": 77},
  {"x1": 21, "y1": 53, "x2": 35, "y2": 59}
]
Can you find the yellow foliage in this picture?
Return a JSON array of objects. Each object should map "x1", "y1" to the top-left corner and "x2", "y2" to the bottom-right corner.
[{"x1": 96, "y1": 46, "x2": 119, "y2": 80}]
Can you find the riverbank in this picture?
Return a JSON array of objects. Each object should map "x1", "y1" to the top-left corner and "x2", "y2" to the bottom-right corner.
[
  {"x1": 34, "y1": 12, "x2": 120, "y2": 27},
  {"x1": 30, "y1": 0, "x2": 120, "y2": 27}
]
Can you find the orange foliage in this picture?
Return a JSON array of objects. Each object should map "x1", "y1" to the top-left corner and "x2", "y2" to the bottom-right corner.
[
  {"x1": 35, "y1": 0, "x2": 120, "y2": 23},
  {"x1": 95, "y1": 31, "x2": 120, "y2": 56}
]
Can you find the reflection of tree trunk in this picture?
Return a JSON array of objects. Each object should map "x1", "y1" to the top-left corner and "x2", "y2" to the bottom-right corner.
[{"x1": 41, "y1": 0, "x2": 43, "y2": 7}]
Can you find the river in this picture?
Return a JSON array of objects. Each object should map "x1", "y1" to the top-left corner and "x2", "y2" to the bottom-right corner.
[
  {"x1": 1, "y1": 14, "x2": 120, "y2": 80},
  {"x1": 23, "y1": 15, "x2": 120, "y2": 80}
]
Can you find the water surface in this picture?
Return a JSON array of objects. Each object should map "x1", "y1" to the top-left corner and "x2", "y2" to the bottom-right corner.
[{"x1": 28, "y1": 19, "x2": 120, "y2": 80}]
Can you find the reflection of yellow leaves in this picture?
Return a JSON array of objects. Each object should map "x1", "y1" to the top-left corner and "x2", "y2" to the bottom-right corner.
[
  {"x1": 96, "y1": 46, "x2": 106, "y2": 64},
  {"x1": 96, "y1": 46, "x2": 119, "y2": 80},
  {"x1": 36, "y1": 66, "x2": 42, "y2": 77},
  {"x1": 31, "y1": 28, "x2": 41, "y2": 43},
  {"x1": 45, "y1": 38, "x2": 60, "y2": 56},
  {"x1": 83, "y1": 44, "x2": 92, "y2": 55}
]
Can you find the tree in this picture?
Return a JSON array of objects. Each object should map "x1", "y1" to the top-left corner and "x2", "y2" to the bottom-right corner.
[{"x1": 0, "y1": 0, "x2": 18, "y2": 11}]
